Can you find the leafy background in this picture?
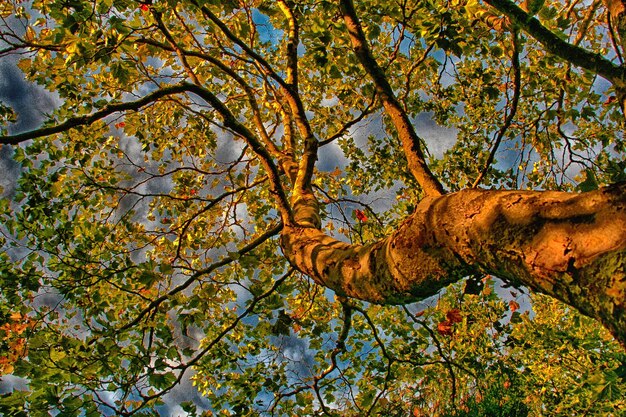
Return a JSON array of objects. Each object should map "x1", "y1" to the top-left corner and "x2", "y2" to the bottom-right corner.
[{"x1": 0, "y1": 0, "x2": 625, "y2": 416}]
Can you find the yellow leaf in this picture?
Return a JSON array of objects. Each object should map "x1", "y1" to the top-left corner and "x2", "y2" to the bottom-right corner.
[{"x1": 25, "y1": 26, "x2": 36, "y2": 42}]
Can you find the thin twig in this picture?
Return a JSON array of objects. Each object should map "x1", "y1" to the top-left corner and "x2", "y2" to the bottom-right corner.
[{"x1": 473, "y1": 30, "x2": 521, "y2": 188}]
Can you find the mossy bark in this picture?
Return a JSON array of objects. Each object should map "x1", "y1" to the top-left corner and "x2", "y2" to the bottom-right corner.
[{"x1": 281, "y1": 183, "x2": 626, "y2": 346}]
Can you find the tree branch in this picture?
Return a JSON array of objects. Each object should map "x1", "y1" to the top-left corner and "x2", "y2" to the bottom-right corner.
[
  {"x1": 473, "y1": 30, "x2": 521, "y2": 188},
  {"x1": 0, "y1": 83, "x2": 192, "y2": 145},
  {"x1": 277, "y1": 0, "x2": 299, "y2": 89},
  {"x1": 282, "y1": 184, "x2": 626, "y2": 346},
  {"x1": 483, "y1": 0, "x2": 626, "y2": 85},
  {"x1": 127, "y1": 268, "x2": 294, "y2": 414},
  {"x1": 152, "y1": 10, "x2": 201, "y2": 85},
  {"x1": 108, "y1": 222, "x2": 283, "y2": 335},
  {"x1": 339, "y1": 0, "x2": 445, "y2": 197},
  {"x1": 273, "y1": 0, "x2": 320, "y2": 209},
  {"x1": 320, "y1": 93, "x2": 376, "y2": 146},
  {"x1": 1, "y1": 78, "x2": 294, "y2": 222},
  {"x1": 191, "y1": 0, "x2": 320, "y2": 223},
  {"x1": 182, "y1": 83, "x2": 294, "y2": 223},
  {"x1": 135, "y1": 37, "x2": 293, "y2": 174}
]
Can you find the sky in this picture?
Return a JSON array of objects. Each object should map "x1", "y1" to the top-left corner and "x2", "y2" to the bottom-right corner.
[{"x1": 0, "y1": 57, "x2": 56, "y2": 197}]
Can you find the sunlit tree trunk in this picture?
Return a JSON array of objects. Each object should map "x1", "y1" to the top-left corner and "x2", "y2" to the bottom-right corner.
[{"x1": 282, "y1": 183, "x2": 626, "y2": 346}]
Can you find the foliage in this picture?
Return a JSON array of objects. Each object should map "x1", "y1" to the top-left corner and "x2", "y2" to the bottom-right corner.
[{"x1": 0, "y1": 0, "x2": 625, "y2": 415}]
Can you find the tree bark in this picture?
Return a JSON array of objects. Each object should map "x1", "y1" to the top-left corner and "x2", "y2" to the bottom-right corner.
[{"x1": 281, "y1": 183, "x2": 626, "y2": 345}]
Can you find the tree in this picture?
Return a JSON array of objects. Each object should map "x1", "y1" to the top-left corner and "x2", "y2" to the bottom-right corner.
[{"x1": 0, "y1": 0, "x2": 625, "y2": 415}]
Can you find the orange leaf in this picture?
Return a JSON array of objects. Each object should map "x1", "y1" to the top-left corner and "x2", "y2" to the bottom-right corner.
[
  {"x1": 330, "y1": 167, "x2": 342, "y2": 177},
  {"x1": 509, "y1": 300, "x2": 520, "y2": 312},
  {"x1": 437, "y1": 320, "x2": 453, "y2": 336}
]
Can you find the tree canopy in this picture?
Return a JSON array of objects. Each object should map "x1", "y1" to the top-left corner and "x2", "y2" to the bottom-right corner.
[{"x1": 1, "y1": 0, "x2": 626, "y2": 415}]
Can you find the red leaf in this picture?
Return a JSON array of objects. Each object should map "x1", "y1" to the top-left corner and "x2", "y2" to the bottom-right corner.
[
  {"x1": 509, "y1": 300, "x2": 520, "y2": 313},
  {"x1": 355, "y1": 209, "x2": 368, "y2": 222},
  {"x1": 114, "y1": 121, "x2": 125, "y2": 129},
  {"x1": 446, "y1": 308, "x2": 462, "y2": 324},
  {"x1": 437, "y1": 320, "x2": 453, "y2": 336},
  {"x1": 140, "y1": 4, "x2": 150, "y2": 11}
]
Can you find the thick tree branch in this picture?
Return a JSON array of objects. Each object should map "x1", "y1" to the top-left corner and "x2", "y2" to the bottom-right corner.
[
  {"x1": 277, "y1": 0, "x2": 299, "y2": 89},
  {"x1": 339, "y1": 0, "x2": 445, "y2": 197},
  {"x1": 282, "y1": 183, "x2": 626, "y2": 345},
  {"x1": 483, "y1": 0, "x2": 626, "y2": 85},
  {"x1": 0, "y1": 83, "x2": 192, "y2": 144},
  {"x1": 274, "y1": 0, "x2": 320, "y2": 220},
  {"x1": 605, "y1": 0, "x2": 626, "y2": 62}
]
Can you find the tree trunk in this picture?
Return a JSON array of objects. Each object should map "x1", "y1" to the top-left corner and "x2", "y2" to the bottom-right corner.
[{"x1": 281, "y1": 184, "x2": 626, "y2": 345}]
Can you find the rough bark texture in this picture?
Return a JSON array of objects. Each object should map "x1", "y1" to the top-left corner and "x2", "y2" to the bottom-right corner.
[{"x1": 281, "y1": 184, "x2": 626, "y2": 345}]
